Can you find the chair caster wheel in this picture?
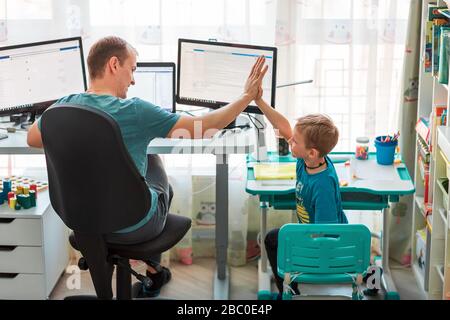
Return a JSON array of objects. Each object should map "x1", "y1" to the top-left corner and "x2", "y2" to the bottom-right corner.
[
  {"x1": 142, "y1": 276, "x2": 153, "y2": 290},
  {"x1": 78, "y1": 257, "x2": 89, "y2": 270}
]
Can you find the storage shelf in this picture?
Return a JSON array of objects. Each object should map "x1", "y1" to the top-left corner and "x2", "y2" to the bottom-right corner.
[
  {"x1": 414, "y1": 195, "x2": 427, "y2": 219},
  {"x1": 436, "y1": 265, "x2": 445, "y2": 284},
  {"x1": 412, "y1": 262, "x2": 426, "y2": 292},
  {"x1": 438, "y1": 207, "x2": 448, "y2": 228},
  {"x1": 414, "y1": 0, "x2": 450, "y2": 300}
]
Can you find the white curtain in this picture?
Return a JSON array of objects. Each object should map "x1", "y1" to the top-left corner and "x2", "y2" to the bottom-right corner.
[{"x1": 0, "y1": 0, "x2": 412, "y2": 265}]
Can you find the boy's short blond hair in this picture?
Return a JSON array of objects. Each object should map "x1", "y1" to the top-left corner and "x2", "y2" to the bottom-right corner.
[{"x1": 294, "y1": 114, "x2": 339, "y2": 157}]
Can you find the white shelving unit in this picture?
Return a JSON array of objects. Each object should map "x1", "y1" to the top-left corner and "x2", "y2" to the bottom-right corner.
[
  {"x1": 430, "y1": 128, "x2": 450, "y2": 299},
  {"x1": 413, "y1": 0, "x2": 450, "y2": 299}
]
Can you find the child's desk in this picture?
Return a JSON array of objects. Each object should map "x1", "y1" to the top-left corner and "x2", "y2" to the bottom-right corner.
[{"x1": 246, "y1": 152, "x2": 415, "y2": 300}]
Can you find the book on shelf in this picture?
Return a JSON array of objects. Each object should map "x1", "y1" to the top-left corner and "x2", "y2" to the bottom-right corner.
[
  {"x1": 426, "y1": 4, "x2": 448, "y2": 74},
  {"x1": 438, "y1": 28, "x2": 450, "y2": 84},
  {"x1": 417, "y1": 135, "x2": 431, "y2": 164},
  {"x1": 438, "y1": 8, "x2": 450, "y2": 19},
  {"x1": 430, "y1": 106, "x2": 447, "y2": 152},
  {"x1": 418, "y1": 154, "x2": 430, "y2": 182},
  {"x1": 432, "y1": 23, "x2": 450, "y2": 77},
  {"x1": 416, "y1": 116, "x2": 431, "y2": 145}
]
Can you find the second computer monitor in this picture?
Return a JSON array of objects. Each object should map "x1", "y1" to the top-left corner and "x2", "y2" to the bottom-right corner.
[
  {"x1": 177, "y1": 39, "x2": 277, "y2": 114},
  {"x1": 127, "y1": 62, "x2": 175, "y2": 113},
  {"x1": 0, "y1": 37, "x2": 87, "y2": 115}
]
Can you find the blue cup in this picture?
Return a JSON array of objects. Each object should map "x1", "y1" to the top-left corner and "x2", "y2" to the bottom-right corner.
[{"x1": 375, "y1": 136, "x2": 398, "y2": 165}]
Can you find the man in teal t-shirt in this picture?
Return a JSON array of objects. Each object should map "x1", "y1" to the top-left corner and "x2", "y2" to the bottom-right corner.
[{"x1": 27, "y1": 36, "x2": 268, "y2": 297}]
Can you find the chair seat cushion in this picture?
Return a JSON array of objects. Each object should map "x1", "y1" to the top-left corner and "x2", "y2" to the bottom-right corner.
[{"x1": 69, "y1": 214, "x2": 191, "y2": 260}]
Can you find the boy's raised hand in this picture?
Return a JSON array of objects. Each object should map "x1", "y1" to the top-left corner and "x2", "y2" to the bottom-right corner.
[{"x1": 243, "y1": 56, "x2": 268, "y2": 101}]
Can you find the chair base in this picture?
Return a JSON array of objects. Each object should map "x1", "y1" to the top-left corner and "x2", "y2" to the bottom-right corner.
[{"x1": 64, "y1": 295, "x2": 100, "y2": 300}]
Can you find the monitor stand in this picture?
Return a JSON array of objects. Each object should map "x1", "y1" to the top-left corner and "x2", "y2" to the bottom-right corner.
[{"x1": 19, "y1": 111, "x2": 36, "y2": 130}]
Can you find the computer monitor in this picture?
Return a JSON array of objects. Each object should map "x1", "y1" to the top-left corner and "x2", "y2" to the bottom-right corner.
[
  {"x1": 127, "y1": 62, "x2": 175, "y2": 113},
  {"x1": 0, "y1": 37, "x2": 87, "y2": 116},
  {"x1": 177, "y1": 39, "x2": 277, "y2": 115}
]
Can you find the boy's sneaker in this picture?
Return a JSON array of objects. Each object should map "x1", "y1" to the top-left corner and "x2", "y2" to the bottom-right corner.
[{"x1": 136, "y1": 266, "x2": 172, "y2": 298}]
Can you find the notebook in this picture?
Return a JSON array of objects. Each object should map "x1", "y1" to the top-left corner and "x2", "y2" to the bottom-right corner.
[{"x1": 254, "y1": 163, "x2": 296, "y2": 180}]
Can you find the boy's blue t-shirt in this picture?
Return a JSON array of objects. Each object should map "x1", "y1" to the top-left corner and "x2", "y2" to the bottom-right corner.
[
  {"x1": 295, "y1": 156, "x2": 348, "y2": 224},
  {"x1": 38, "y1": 93, "x2": 180, "y2": 233}
]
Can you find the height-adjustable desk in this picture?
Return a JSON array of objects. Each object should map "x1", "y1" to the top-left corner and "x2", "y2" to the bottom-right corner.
[
  {"x1": 148, "y1": 129, "x2": 255, "y2": 300},
  {"x1": 246, "y1": 151, "x2": 415, "y2": 300},
  {"x1": 0, "y1": 128, "x2": 254, "y2": 299}
]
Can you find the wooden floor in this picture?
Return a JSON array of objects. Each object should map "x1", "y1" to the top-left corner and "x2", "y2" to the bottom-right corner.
[
  {"x1": 51, "y1": 258, "x2": 259, "y2": 300},
  {"x1": 50, "y1": 257, "x2": 426, "y2": 300}
]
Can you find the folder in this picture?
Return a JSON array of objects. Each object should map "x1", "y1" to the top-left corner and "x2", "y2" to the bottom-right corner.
[{"x1": 254, "y1": 163, "x2": 296, "y2": 180}]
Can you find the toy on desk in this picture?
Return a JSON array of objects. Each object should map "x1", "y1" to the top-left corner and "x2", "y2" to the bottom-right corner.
[
  {"x1": 0, "y1": 176, "x2": 45, "y2": 210},
  {"x1": 339, "y1": 180, "x2": 348, "y2": 187},
  {"x1": 0, "y1": 176, "x2": 47, "y2": 195},
  {"x1": 355, "y1": 137, "x2": 369, "y2": 160}
]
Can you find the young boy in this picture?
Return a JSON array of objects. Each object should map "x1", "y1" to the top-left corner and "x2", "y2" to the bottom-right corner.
[{"x1": 255, "y1": 89, "x2": 348, "y2": 298}]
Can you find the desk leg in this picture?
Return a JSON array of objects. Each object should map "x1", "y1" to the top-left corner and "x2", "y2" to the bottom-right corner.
[
  {"x1": 258, "y1": 201, "x2": 272, "y2": 299},
  {"x1": 381, "y1": 207, "x2": 400, "y2": 300},
  {"x1": 214, "y1": 154, "x2": 229, "y2": 300}
]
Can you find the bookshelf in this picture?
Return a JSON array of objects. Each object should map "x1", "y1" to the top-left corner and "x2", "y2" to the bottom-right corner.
[{"x1": 413, "y1": 0, "x2": 450, "y2": 300}]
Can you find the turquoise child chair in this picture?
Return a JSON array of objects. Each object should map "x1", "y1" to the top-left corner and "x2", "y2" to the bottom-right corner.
[{"x1": 277, "y1": 223, "x2": 371, "y2": 300}]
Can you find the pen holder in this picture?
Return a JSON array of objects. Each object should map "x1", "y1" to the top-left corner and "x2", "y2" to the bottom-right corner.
[{"x1": 375, "y1": 136, "x2": 398, "y2": 165}]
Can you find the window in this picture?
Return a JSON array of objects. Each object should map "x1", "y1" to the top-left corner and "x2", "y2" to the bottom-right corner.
[{"x1": 6, "y1": 0, "x2": 52, "y2": 20}]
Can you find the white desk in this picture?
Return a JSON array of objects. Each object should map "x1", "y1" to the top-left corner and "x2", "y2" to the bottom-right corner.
[
  {"x1": 148, "y1": 129, "x2": 255, "y2": 300},
  {"x1": 0, "y1": 130, "x2": 43, "y2": 154}
]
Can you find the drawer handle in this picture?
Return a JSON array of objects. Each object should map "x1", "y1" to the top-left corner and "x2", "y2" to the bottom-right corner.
[
  {"x1": 0, "y1": 273, "x2": 19, "y2": 279},
  {"x1": 0, "y1": 246, "x2": 17, "y2": 252},
  {"x1": 0, "y1": 218, "x2": 15, "y2": 224}
]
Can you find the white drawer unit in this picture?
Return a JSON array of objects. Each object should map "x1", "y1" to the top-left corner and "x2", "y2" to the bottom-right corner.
[
  {"x1": 0, "y1": 191, "x2": 70, "y2": 300},
  {"x1": 0, "y1": 273, "x2": 46, "y2": 300},
  {"x1": 0, "y1": 218, "x2": 42, "y2": 246}
]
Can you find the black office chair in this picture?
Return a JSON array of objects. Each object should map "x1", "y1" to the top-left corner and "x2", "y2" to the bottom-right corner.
[{"x1": 40, "y1": 104, "x2": 191, "y2": 300}]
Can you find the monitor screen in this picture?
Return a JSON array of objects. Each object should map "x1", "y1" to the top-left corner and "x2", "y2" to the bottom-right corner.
[
  {"x1": 0, "y1": 37, "x2": 87, "y2": 115},
  {"x1": 127, "y1": 62, "x2": 175, "y2": 113},
  {"x1": 177, "y1": 39, "x2": 277, "y2": 114}
]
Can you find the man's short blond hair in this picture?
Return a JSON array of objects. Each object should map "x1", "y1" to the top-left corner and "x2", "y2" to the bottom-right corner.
[
  {"x1": 87, "y1": 36, "x2": 137, "y2": 80},
  {"x1": 294, "y1": 114, "x2": 339, "y2": 157}
]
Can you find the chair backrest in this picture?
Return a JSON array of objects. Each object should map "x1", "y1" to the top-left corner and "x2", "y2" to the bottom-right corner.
[
  {"x1": 41, "y1": 104, "x2": 151, "y2": 234},
  {"x1": 277, "y1": 224, "x2": 371, "y2": 280}
]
